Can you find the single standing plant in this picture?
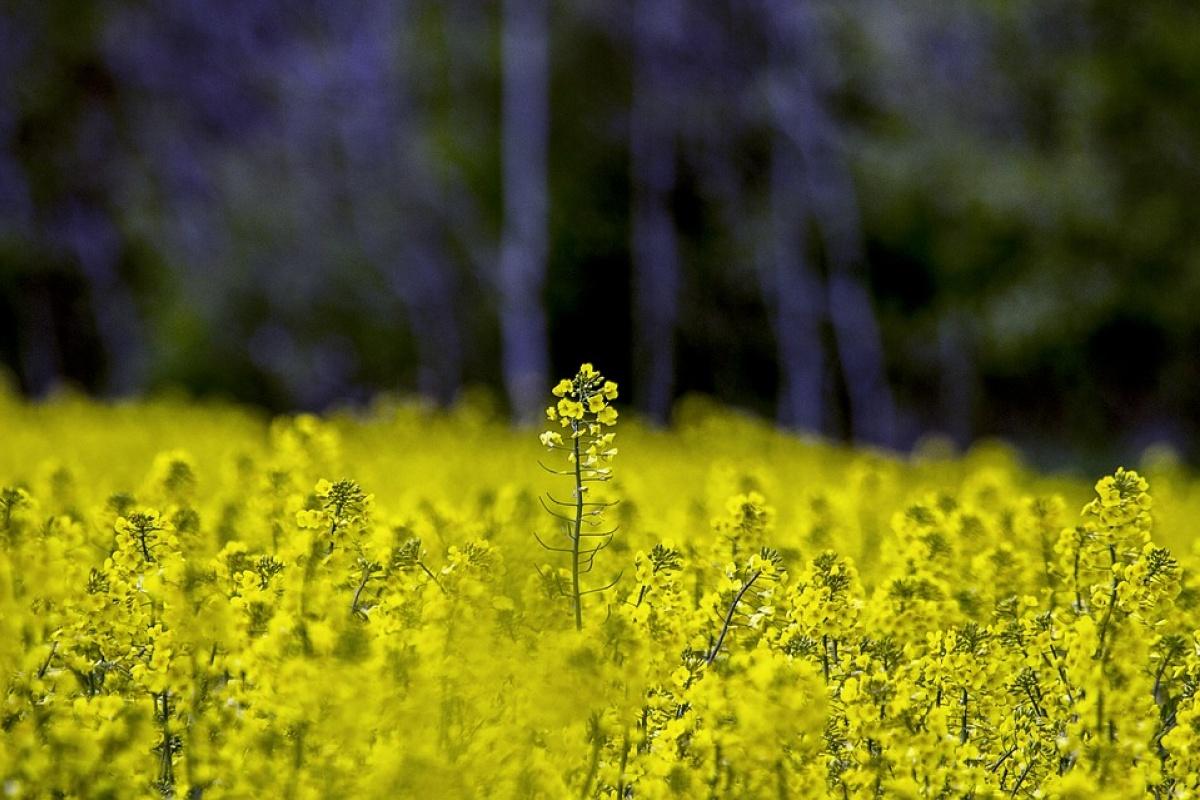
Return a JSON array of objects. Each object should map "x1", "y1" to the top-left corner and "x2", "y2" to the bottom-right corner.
[{"x1": 536, "y1": 363, "x2": 621, "y2": 629}]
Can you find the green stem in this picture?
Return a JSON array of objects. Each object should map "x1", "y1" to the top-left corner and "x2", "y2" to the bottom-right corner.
[
  {"x1": 37, "y1": 641, "x2": 57, "y2": 679},
  {"x1": 960, "y1": 687, "x2": 969, "y2": 743},
  {"x1": 1153, "y1": 653, "x2": 1172, "y2": 707},
  {"x1": 572, "y1": 423, "x2": 584, "y2": 630},
  {"x1": 706, "y1": 571, "x2": 762, "y2": 663},
  {"x1": 617, "y1": 728, "x2": 630, "y2": 798},
  {"x1": 1096, "y1": 545, "x2": 1120, "y2": 659},
  {"x1": 138, "y1": 528, "x2": 153, "y2": 563},
  {"x1": 581, "y1": 729, "x2": 602, "y2": 799},
  {"x1": 350, "y1": 567, "x2": 371, "y2": 616},
  {"x1": 157, "y1": 690, "x2": 175, "y2": 796},
  {"x1": 418, "y1": 561, "x2": 447, "y2": 594},
  {"x1": 1073, "y1": 542, "x2": 1084, "y2": 612}
]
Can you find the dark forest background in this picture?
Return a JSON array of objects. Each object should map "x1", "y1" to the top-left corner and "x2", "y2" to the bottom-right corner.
[{"x1": 2, "y1": 0, "x2": 1199, "y2": 468}]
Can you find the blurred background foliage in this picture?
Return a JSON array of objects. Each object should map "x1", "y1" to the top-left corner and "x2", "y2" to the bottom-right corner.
[{"x1": 1, "y1": 0, "x2": 1198, "y2": 469}]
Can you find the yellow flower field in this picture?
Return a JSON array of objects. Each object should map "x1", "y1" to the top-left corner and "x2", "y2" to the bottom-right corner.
[{"x1": 3, "y1": 367, "x2": 1200, "y2": 798}]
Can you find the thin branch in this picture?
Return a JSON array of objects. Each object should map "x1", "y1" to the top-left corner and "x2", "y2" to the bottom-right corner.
[
  {"x1": 37, "y1": 641, "x2": 58, "y2": 679},
  {"x1": 538, "y1": 496, "x2": 577, "y2": 523},
  {"x1": 1009, "y1": 759, "x2": 1034, "y2": 796},
  {"x1": 706, "y1": 571, "x2": 763, "y2": 664},
  {"x1": 578, "y1": 541, "x2": 615, "y2": 572},
  {"x1": 989, "y1": 745, "x2": 1017, "y2": 773},
  {"x1": 580, "y1": 571, "x2": 624, "y2": 595},
  {"x1": 580, "y1": 526, "x2": 619, "y2": 537},
  {"x1": 350, "y1": 569, "x2": 373, "y2": 617},
  {"x1": 548, "y1": 493, "x2": 618, "y2": 508},
  {"x1": 534, "y1": 563, "x2": 570, "y2": 598},
  {"x1": 417, "y1": 562, "x2": 447, "y2": 594},
  {"x1": 533, "y1": 530, "x2": 574, "y2": 553},
  {"x1": 578, "y1": 537, "x2": 614, "y2": 555}
]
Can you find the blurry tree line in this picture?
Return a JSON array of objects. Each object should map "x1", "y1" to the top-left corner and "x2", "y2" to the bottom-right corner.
[{"x1": 1, "y1": 0, "x2": 1199, "y2": 465}]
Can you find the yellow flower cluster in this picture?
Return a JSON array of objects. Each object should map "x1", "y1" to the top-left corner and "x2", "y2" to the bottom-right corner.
[
  {"x1": 546, "y1": 362, "x2": 620, "y2": 430},
  {"x1": 3, "y1": 383, "x2": 1200, "y2": 798}
]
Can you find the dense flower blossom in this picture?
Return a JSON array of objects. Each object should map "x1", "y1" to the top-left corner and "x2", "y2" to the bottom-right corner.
[{"x1": 0, "y1": 385, "x2": 1197, "y2": 797}]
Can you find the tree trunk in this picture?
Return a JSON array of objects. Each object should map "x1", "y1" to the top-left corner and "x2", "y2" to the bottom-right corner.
[
  {"x1": 763, "y1": 135, "x2": 826, "y2": 433},
  {"x1": 759, "y1": 0, "x2": 826, "y2": 434},
  {"x1": 56, "y1": 199, "x2": 147, "y2": 396},
  {"x1": 630, "y1": 0, "x2": 684, "y2": 425},
  {"x1": 337, "y1": 0, "x2": 463, "y2": 406},
  {"x1": 499, "y1": 0, "x2": 551, "y2": 423},
  {"x1": 16, "y1": 278, "x2": 60, "y2": 396},
  {"x1": 0, "y1": 20, "x2": 54, "y2": 394},
  {"x1": 762, "y1": 0, "x2": 898, "y2": 447}
]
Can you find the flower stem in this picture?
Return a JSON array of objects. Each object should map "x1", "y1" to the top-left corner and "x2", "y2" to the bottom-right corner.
[{"x1": 571, "y1": 421, "x2": 584, "y2": 630}]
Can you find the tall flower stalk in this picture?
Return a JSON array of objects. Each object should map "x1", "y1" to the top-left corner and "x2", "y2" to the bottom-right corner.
[{"x1": 536, "y1": 363, "x2": 621, "y2": 629}]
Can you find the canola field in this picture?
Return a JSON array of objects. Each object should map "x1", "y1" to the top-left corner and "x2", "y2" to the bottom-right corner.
[{"x1": 3, "y1": 365, "x2": 1200, "y2": 798}]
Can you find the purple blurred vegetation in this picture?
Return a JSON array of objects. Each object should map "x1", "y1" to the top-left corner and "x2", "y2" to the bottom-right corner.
[{"x1": 2, "y1": 1, "x2": 1199, "y2": 467}]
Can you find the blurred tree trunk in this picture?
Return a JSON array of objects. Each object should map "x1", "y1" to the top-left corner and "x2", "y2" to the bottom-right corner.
[
  {"x1": 630, "y1": 0, "x2": 683, "y2": 425},
  {"x1": 0, "y1": 17, "x2": 31, "y2": 244},
  {"x1": 499, "y1": 0, "x2": 551, "y2": 423},
  {"x1": 762, "y1": 0, "x2": 897, "y2": 447},
  {"x1": 759, "y1": 0, "x2": 826, "y2": 434},
  {"x1": 16, "y1": 280, "x2": 60, "y2": 396},
  {"x1": 56, "y1": 201, "x2": 147, "y2": 397},
  {"x1": 0, "y1": 18, "x2": 58, "y2": 395},
  {"x1": 338, "y1": 0, "x2": 462, "y2": 406},
  {"x1": 5, "y1": 7, "x2": 147, "y2": 397},
  {"x1": 762, "y1": 138, "x2": 826, "y2": 434}
]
